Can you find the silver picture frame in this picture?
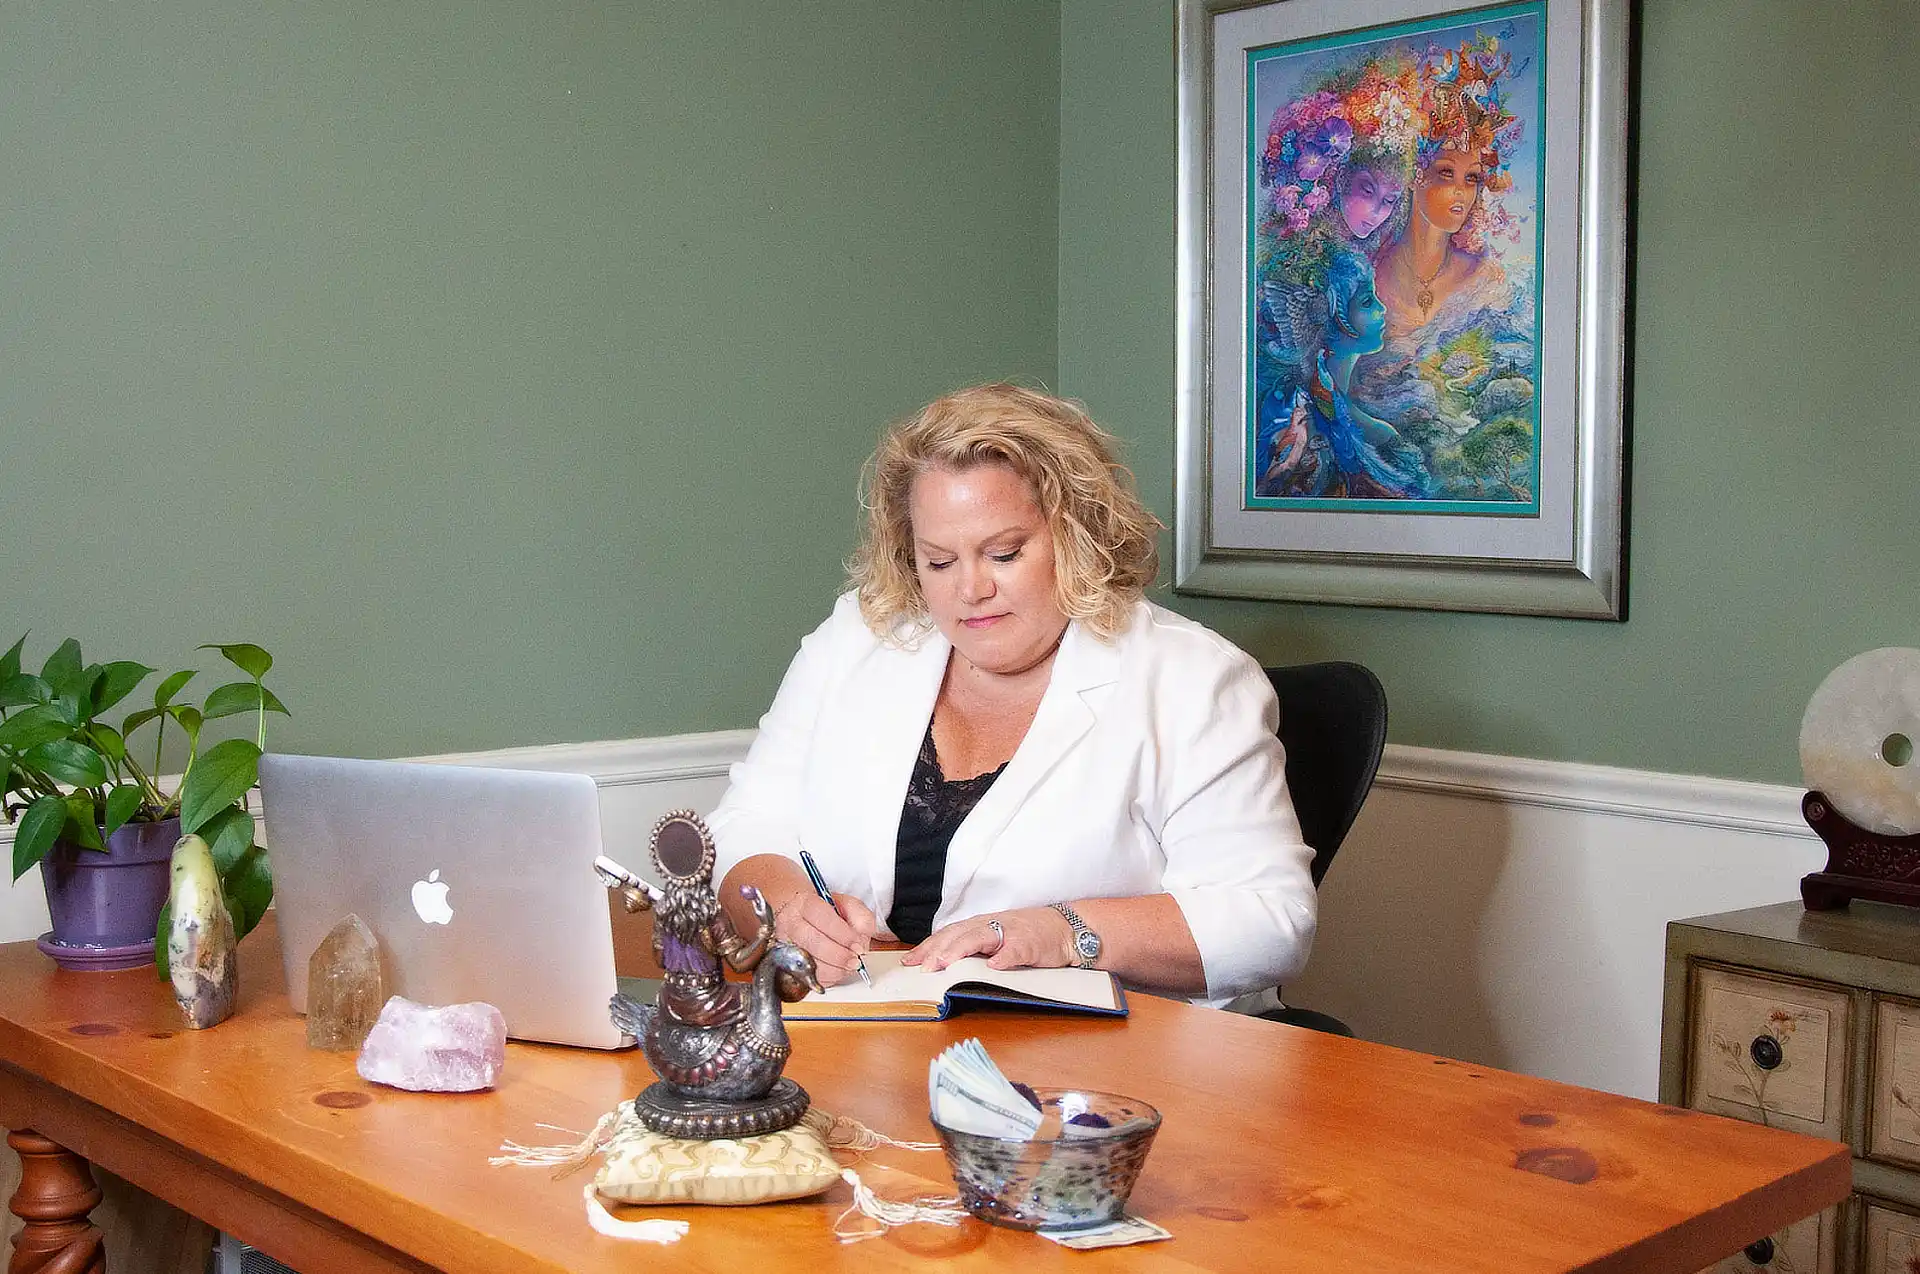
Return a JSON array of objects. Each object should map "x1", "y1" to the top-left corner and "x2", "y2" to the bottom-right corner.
[{"x1": 1174, "y1": 0, "x2": 1630, "y2": 618}]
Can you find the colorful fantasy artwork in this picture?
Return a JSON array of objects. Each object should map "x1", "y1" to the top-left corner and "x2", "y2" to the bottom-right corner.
[{"x1": 1246, "y1": 3, "x2": 1544, "y2": 513}]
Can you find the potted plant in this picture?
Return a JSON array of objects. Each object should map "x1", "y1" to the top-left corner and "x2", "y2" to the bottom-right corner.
[{"x1": 1, "y1": 634, "x2": 284, "y2": 972}]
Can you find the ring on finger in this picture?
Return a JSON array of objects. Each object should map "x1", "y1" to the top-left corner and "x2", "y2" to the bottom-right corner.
[{"x1": 986, "y1": 919, "x2": 1005, "y2": 954}]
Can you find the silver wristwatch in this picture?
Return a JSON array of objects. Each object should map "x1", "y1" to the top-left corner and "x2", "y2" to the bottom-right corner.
[{"x1": 1050, "y1": 902, "x2": 1101, "y2": 969}]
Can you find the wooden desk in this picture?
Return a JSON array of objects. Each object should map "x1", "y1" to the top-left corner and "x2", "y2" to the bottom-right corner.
[{"x1": 0, "y1": 917, "x2": 1847, "y2": 1273}]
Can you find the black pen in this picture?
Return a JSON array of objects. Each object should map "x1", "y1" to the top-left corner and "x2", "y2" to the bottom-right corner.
[{"x1": 797, "y1": 850, "x2": 873, "y2": 988}]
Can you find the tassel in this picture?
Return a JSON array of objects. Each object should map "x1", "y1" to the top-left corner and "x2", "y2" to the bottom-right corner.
[
  {"x1": 584, "y1": 1186, "x2": 690, "y2": 1243},
  {"x1": 489, "y1": 1105, "x2": 626, "y2": 1174},
  {"x1": 831, "y1": 1168, "x2": 968, "y2": 1244},
  {"x1": 802, "y1": 1107, "x2": 940, "y2": 1155}
]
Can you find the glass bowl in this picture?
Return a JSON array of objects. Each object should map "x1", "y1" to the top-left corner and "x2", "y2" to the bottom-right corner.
[{"x1": 931, "y1": 1087, "x2": 1162, "y2": 1231}]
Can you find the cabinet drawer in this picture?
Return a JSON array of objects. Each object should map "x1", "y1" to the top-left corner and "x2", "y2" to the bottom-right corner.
[
  {"x1": 1699, "y1": 1205, "x2": 1837, "y2": 1274},
  {"x1": 1870, "y1": 998, "x2": 1920, "y2": 1169},
  {"x1": 1863, "y1": 1198, "x2": 1920, "y2": 1273},
  {"x1": 1688, "y1": 966, "x2": 1851, "y2": 1141}
]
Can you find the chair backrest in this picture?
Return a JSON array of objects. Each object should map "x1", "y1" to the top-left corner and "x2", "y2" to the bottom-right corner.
[{"x1": 1264, "y1": 662, "x2": 1388, "y2": 888}]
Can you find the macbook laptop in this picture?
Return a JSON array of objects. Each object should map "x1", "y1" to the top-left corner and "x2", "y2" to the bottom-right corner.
[{"x1": 259, "y1": 753, "x2": 627, "y2": 1050}]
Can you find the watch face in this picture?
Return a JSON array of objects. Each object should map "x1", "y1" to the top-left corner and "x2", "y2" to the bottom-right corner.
[{"x1": 1074, "y1": 930, "x2": 1101, "y2": 961}]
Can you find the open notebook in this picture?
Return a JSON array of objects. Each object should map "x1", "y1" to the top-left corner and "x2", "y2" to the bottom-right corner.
[{"x1": 782, "y1": 949, "x2": 1127, "y2": 1022}]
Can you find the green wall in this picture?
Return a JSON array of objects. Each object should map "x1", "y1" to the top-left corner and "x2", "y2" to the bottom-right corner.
[
  {"x1": 8, "y1": 2, "x2": 1911, "y2": 783},
  {"x1": 1060, "y1": 0, "x2": 1920, "y2": 783},
  {"x1": 0, "y1": 2, "x2": 1060, "y2": 757}
]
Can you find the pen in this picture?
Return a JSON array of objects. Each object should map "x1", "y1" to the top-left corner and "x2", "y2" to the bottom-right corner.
[{"x1": 797, "y1": 850, "x2": 873, "y2": 988}]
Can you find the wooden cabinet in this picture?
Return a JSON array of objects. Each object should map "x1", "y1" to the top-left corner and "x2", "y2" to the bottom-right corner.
[
  {"x1": 1686, "y1": 966, "x2": 1851, "y2": 1142},
  {"x1": 1662, "y1": 902, "x2": 1920, "y2": 1274},
  {"x1": 1701, "y1": 1207, "x2": 1837, "y2": 1274},
  {"x1": 1862, "y1": 1199, "x2": 1920, "y2": 1273}
]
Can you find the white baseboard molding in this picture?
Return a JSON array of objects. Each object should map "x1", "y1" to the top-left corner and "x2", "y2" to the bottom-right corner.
[
  {"x1": 0, "y1": 732, "x2": 1808, "y2": 846},
  {"x1": 1377, "y1": 745, "x2": 1813, "y2": 841},
  {"x1": 409, "y1": 729, "x2": 756, "y2": 788}
]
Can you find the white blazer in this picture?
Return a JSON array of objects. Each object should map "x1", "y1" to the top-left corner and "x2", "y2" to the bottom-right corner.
[{"x1": 708, "y1": 593, "x2": 1317, "y2": 1001}]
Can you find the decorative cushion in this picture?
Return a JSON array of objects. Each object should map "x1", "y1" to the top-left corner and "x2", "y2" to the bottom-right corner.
[{"x1": 594, "y1": 1104, "x2": 841, "y2": 1207}]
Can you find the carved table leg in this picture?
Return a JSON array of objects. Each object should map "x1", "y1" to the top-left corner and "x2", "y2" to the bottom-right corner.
[{"x1": 6, "y1": 1130, "x2": 104, "y2": 1274}]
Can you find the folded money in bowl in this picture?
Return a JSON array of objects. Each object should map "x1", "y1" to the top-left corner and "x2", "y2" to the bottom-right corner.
[{"x1": 928, "y1": 1040, "x2": 1162, "y2": 1231}]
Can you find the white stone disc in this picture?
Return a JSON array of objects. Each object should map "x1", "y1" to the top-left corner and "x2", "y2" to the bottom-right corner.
[{"x1": 1800, "y1": 647, "x2": 1920, "y2": 835}]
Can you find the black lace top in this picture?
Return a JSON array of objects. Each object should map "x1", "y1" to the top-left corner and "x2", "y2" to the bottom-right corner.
[{"x1": 887, "y1": 721, "x2": 1007, "y2": 945}]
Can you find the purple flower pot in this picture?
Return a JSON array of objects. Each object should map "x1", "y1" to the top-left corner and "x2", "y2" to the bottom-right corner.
[{"x1": 37, "y1": 816, "x2": 180, "y2": 972}]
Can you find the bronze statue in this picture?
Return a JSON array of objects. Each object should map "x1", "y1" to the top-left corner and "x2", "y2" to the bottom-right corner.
[{"x1": 605, "y1": 810, "x2": 821, "y2": 1139}]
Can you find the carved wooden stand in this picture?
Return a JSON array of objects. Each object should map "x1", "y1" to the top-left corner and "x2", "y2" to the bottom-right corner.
[
  {"x1": 1801, "y1": 790, "x2": 1920, "y2": 911},
  {"x1": 6, "y1": 1129, "x2": 104, "y2": 1274}
]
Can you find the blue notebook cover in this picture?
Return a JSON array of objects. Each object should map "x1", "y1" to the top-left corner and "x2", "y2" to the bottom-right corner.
[{"x1": 783, "y1": 950, "x2": 1128, "y2": 1022}]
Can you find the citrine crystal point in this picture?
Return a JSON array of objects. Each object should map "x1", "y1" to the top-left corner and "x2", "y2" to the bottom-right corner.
[{"x1": 307, "y1": 913, "x2": 386, "y2": 1051}]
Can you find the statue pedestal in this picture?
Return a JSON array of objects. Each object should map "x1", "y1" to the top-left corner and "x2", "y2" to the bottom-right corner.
[
  {"x1": 633, "y1": 1077, "x2": 810, "y2": 1140},
  {"x1": 1800, "y1": 790, "x2": 1920, "y2": 911}
]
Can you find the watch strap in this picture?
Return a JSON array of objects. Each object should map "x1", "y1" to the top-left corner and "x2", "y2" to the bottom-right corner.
[{"x1": 1049, "y1": 901, "x2": 1100, "y2": 969}]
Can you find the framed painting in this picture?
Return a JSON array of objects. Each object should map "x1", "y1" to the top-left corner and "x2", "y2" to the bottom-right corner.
[{"x1": 1174, "y1": 0, "x2": 1630, "y2": 617}]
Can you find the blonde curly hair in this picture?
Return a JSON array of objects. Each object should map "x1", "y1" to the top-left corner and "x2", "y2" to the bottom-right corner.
[{"x1": 847, "y1": 384, "x2": 1162, "y2": 641}]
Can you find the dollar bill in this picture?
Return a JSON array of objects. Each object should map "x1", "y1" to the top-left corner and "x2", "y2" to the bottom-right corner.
[
  {"x1": 931, "y1": 1073, "x2": 1040, "y2": 1138},
  {"x1": 1038, "y1": 1215, "x2": 1174, "y2": 1250},
  {"x1": 928, "y1": 1038, "x2": 1042, "y2": 1140}
]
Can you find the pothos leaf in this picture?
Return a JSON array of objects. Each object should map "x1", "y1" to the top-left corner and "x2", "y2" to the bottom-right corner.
[
  {"x1": 40, "y1": 639, "x2": 83, "y2": 694},
  {"x1": 0, "y1": 634, "x2": 25, "y2": 683},
  {"x1": 0, "y1": 705, "x2": 69, "y2": 753},
  {"x1": 178, "y1": 739, "x2": 260, "y2": 836},
  {"x1": 222, "y1": 844, "x2": 272, "y2": 941},
  {"x1": 24, "y1": 739, "x2": 107, "y2": 788},
  {"x1": 201, "y1": 681, "x2": 271, "y2": 721},
  {"x1": 11, "y1": 796, "x2": 66, "y2": 881},
  {"x1": 120, "y1": 706, "x2": 164, "y2": 738},
  {"x1": 199, "y1": 643, "x2": 272, "y2": 680},
  {"x1": 61, "y1": 796, "x2": 104, "y2": 852},
  {"x1": 154, "y1": 900, "x2": 172, "y2": 980},
  {"x1": 90, "y1": 661, "x2": 154, "y2": 715},
  {"x1": 153, "y1": 669, "x2": 196, "y2": 710},
  {"x1": 101, "y1": 785, "x2": 144, "y2": 839},
  {"x1": 167, "y1": 705, "x2": 203, "y2": 754},
  {"x1": 0, "y1": 674, "x2": 49, "y2": 709},
  {"x1": 199, "y1": 804, "x2": 256, "y2": 875}
]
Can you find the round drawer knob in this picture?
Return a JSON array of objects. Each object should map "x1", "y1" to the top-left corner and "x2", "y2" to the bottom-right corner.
[
  {"x1": 1749, "y1": 1035, "x2": 1783, "y2": 1071},
  {"x1": 1743, "y1": 1235, "x2": 1776, "y2": 1264}
]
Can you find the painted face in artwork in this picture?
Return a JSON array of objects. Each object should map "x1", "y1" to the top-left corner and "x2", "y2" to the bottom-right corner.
[
  {"x1": 1346, "y1": 272, "x2": 1388, "y2": 354},
  {"x1": 1416, "y1": 148, "x2": 1488, "y2": 234},
  {"x1": 1339, "y1": 166, "x2": 1401, "y2": 240},
  {"x1": 910, "y1": 464, "x2": 1068, "y2": 678}
]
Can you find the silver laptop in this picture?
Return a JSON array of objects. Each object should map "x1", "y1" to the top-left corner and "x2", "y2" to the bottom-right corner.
[{"x1": 259, "y1": 753, "x2": 626, "y2": 1050}]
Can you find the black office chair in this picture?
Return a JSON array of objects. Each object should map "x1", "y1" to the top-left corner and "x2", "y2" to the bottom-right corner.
[{"x1": 1256, "y1": 661, "x2": 1388, "y2": 1037}]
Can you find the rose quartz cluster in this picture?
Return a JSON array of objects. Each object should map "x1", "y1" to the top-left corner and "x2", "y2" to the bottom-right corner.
[{"x1": 355, "y1": 996, "x2": 506, "y2": 1092}]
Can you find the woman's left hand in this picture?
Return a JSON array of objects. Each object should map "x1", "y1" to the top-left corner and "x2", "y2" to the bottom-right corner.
[{"x1": 902, "y1": 906, "x2": 1074, "y2": 973}]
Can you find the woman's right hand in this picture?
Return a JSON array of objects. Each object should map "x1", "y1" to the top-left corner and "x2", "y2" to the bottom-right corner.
[{"x1": 772, "y1": 890, "x2": 876, "y2": 988}]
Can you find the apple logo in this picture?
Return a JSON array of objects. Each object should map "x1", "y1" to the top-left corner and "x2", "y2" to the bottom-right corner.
[{"x1": 411, "y1": 869, "x2": 454, "y2": 925}]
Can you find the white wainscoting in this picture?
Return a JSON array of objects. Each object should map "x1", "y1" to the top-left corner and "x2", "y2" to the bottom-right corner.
[
  {"x1": 1286, "y1": 747, "x2": 1825, "y2": 1100},
  {"x1": 0, "y1": 732, "x2": 1827, "y2": 1101}
]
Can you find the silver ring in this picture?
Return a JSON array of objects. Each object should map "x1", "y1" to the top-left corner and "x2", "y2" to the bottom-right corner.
[{"x1": 986, "y1": 919, "x2": 1005, "y2": 953}]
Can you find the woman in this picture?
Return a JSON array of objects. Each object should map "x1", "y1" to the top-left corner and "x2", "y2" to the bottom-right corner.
[{"x1": 708, "y1": 385, "x2": 1316, "y2": 1008}]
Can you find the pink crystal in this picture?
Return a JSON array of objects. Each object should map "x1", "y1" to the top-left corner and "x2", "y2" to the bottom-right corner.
[{"x1": 355, "y1": 996, "x2": 506, "y2": 1092}]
